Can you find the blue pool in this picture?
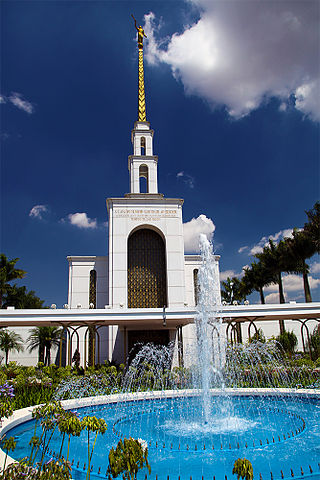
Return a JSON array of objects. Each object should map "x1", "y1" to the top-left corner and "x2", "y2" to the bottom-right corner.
[{"x1": 7, "y1": 393, "x2": 320, "y2": 480}]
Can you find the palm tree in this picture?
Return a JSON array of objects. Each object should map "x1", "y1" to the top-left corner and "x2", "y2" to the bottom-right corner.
[
  {"x1": 0, "y1": 329, "x2": 24, "y2": 365},
  {"x1": 27, "y1": 326, "x2": 62, "y2": 365},
  {"x1": 3, "y1": 284, "x2": 45, "y2": 309},
  {"x1": 0, "y1": 255, "x2": 26, "y2": 308},
  {"x1": 242, "y1": 261, "x2": 275, "y2": 304},
  {"x1": 304, "y1": 202, "x2": 320, "y2": 253},
  {"x1": 254, "y1": 239, "x2": 288, "y2": 304},
  {"x1": 221, "y1": 277, "x2": 247, "y2": 303},
  {"x1": 285, "y1": 229, "x2": 316, "y2": 302}
]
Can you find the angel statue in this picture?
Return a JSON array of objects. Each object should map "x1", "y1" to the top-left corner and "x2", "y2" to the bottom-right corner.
[{"x1": 132, "y1": 14, "x2": 147, "y2": 49}]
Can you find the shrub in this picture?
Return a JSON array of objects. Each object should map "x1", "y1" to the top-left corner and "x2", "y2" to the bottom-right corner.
[
  {"x1": 233, "y1": 458, "x2": 254, "y2": 480},
  {"x1": 107, "y1": 437, "x2": 151, "y2": 480},
  {"x1": 310, "y1": 325, "x2": 320, "y2": 360},
  {"x1": 276, "y1": 331, "x2": 298, "y2": 357}
]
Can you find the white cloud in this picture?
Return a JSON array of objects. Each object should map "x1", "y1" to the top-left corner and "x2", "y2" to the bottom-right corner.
[
  {"x1": 249, "y1": 229, "x2": 294, "y2": 255},
  {"x1": 238, "y1": 246, "x2": 249, "y2": 254},
  {"x1": 176, "y1": 171, "x2": 195, "y2": 189},
  {"x1": 67, "y1": 212, "x2": 97, "y2": 229},
  {"x1": 8, "y1": 92, "x2": 34, "y2": 114},
  {"x1": 265, "y1": 293, "x2": 279, "y2": 304},
  {"x1": 0, "y1": 95, "x2": 6, "y2": 104},
  {"x1": 220, "y1": 269, "x2": 243, "y2": 282},
  {"x1": 143, "y1": 2, "x2": 320, "y2": 120},
  {"x1": 183, "y1": 214, "x2": 215, "y2": 253},
  {"x1": 264, "y1": 273, "x2": 320, "y2": 294},
  {"x1": 29, "y1": 205, "x2": 48, "y2": 220},
  {"x1": 310, "y1": 261, "x2": 320, "y2": 275}
]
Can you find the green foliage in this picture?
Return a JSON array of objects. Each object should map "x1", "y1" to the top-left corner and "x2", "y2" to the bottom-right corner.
[
  {"x1": 108, "y1": 437, "x2": 151, "y2": 480},
  {"x1": 0, "y1": 458, "x2": 72, "y2": 479},
  {"x1": 3, "y1": 435, "x2": 16, "y2": 453},
  {"x1": 276, "y1": 331, "x2": 298, "y2": 357},
  {"x1": 3, "y1": 284, "x2": 45, "y2": 309},
  {"x1": 249, "y1": 328, "x2": 265, "y2": 344},
  {"x1": 27, "y1": 327, "x2": 63, "y2": 366},
  {"x1": 0, "y1": 254, "x2": 26, "y2": 308},
  {"x1": 221, "y1": 277, "x2": 247, "y2": 303},
  {"x1": 0, "y1": 330, "x2": 24, "y2": 365},
  {"x1": 0, "y1": 401, "x2": 13, "y2": 419},
  {"x1": 242, "y1": 262, "x2": 274, "y2": 304},
  {"x1": 310, "y1": 325, "x2": 320, "y2": 360},
  {"x1": 304, "y1": 202, "x2": 320, "y2": 254},
  {"x1": 232, "y1": 458, "x2": 254, "y2": 480}
]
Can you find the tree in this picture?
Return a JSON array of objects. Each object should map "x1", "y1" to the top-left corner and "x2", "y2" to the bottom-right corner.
[
  {"x1": 221, "y1": 277, "x2": 247, "y2": 303},
  {"x1": 242, "y1": 262, "x2": 275, "y2": 304},
  {"x1": 304, "y1": 202, "x2": 320, "y2": 253},
  {"x1": 27, "y1": 326, "x2": 62, "y2": 365},
  {"x1": 0, "y1": 255, "x2": 26, "y2": 308},
  {"x1": 255, "y1": 239, "x2": 289, "y2": 305},
  {"x1": 3, "y1": 284, "x2": 45, "y2": 309},
  {"x1": 0, "y1": 329, "x2": 24, "y2": 365},
  {"x1": 254, "y1": 239, "x2": 293, "y2": 334},
  {"x1": 285, "y1": 229, "x2": 316, "y2": 302}
]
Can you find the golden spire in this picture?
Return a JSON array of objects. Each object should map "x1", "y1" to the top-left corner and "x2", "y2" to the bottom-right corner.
[{"x1": 132, "y1": 15, "x2": 147, "y2": 122}]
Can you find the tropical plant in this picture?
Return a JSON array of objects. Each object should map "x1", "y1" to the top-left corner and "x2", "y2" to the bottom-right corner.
[
  {"x1": 0, "y1": 255, "x2": 26, "y2": 308},
  {"x1": 3, "y1": 284, "x2": 45, "y2": 309},
  {"x1": 242, "y1": 262, "x2": 275, "y2": 304},
  {"x1": 249, "y1": 328, "x2": 265, "y2": 343},
  {"x1": 232, "y1": 458, "x2": 254, "y2": 480},
  {"x1": 276, "y1": 330, "x2": 298, "y2": 357},
  {"x1": 284, "y1": 229, "x2": 316, "y2": 302},
  {"x1": 0, "y1": 330, "x2": 24, "y2": 365},
  {"x1": 221, "y1": 277, "x2": 247, "y2": 303},
  {"x1": 27, "y1": 326, "x2": 62, "y2": 365},
  {"x1": 309, "y1": 325, "x2": 320, "y2": 360},
  {"x1": 107, "y1": 437, "x2": 151, "y2": 480},
  {"x1": 81, "y1": 416, "x2": 107, "y2": 480},
  {"x1": 56, "y1": 410, "x2": 83, "y2": 465},
  {"x1": 304, "y1": 202, "x2": 320, "y2": 253},
  {"x1": 2, "y1": 435, "x2": 16, "y2": 470},
  {"x1": 255, "y1": 239, "x2": 289, "y2": 304}
]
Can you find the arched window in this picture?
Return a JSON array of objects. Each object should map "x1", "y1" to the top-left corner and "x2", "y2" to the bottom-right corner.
[
  {"x1": 128, "y1": 229, "x2": 167, "y2": 308},
  {"x1": 140, "y1": 136, "x2": 146, "y2": 155},
  {"x1": 193, "y1": 269, "x2": 199, "y2": 306},
  {"x1": 89, "y1": 270, "x2": 97, "y2": 307},
  {"x1": 139, "y1": 164, "x2": 148, "y2": 193}
]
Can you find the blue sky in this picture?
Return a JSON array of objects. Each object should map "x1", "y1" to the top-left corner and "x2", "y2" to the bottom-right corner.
[{"x1": 1, "y1": 0, "x2": 319, "y2": 307}]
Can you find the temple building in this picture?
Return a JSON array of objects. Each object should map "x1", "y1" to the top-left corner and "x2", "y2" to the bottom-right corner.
[{"x1": 66, "y1": 21, "x2": 221, "y2": 365}]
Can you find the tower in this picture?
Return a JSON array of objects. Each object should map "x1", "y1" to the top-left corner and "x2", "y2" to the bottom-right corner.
[
  {"x1": 106, "y1": 21, "x2": 186, "y2": 312},
  {"x1": 66, "y1": 18, "x2": 221, "y2": 365}
]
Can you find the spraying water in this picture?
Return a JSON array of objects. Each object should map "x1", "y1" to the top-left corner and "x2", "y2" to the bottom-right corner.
[{"x1": 195, "y1": 234, "x2": 225, "y2": 423}]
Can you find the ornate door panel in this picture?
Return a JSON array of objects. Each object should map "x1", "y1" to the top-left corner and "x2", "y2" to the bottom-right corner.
[{"x1": 128, "y1": 229, "x2": 167, "y2": 308}]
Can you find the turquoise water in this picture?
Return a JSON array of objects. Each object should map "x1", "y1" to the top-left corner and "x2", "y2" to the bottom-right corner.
[{"x1": 7, "y1": 394, "x2": 320, "y2": 480}]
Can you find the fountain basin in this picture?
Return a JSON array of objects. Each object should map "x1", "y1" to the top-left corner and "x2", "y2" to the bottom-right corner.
[{"x1": 1, "y1": 389, "x2": 319, "y2": 480}]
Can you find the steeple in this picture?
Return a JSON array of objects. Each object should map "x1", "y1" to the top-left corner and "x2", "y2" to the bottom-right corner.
[
  {"x1": 128, "y1": 16, "x2": 159, "y2": 195},
  {"x1": 132, "y1": 14, "x2": 147, "y2": 121}
]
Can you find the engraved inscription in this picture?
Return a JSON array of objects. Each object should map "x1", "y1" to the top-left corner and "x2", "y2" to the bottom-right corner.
[{"x1": 114, "y1": 208, "x2": 178, "y2": 221}]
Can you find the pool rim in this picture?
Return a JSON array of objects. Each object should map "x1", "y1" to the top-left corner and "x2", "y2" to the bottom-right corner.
[{"x1": 1, "y1": 388, "x2": 319, "y2": 474}]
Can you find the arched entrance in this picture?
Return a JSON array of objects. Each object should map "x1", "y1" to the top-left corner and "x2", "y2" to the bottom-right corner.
[{"x1": 127, "y1": 228, "x2": 167, "y2": 308}]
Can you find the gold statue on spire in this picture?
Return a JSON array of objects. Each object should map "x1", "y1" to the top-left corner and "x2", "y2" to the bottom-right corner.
[
  {"x1": 132, "y1": 15, "x2": 147, "y2": 121},
  {"x1": 132, "y1": 14, "x2": 147, "y2": 49}
]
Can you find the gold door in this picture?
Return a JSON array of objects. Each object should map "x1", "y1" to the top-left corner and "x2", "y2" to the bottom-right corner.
[{"x1": 128, "y1": 229, "x2": 167, "y2": 308}]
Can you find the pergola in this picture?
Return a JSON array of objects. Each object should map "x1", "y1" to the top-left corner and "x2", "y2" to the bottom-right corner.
[{"x1": 0, "y1": 302, "x2": 319, "y2": 366}]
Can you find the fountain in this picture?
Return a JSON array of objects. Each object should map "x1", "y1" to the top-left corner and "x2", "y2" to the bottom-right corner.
[{"x1": 2, "y1": 236, "x2": 320, "y2": 479}]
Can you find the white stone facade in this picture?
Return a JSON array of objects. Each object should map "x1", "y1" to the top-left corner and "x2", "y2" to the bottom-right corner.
[{"x1": 65, "y1": 118, "x2": 222, "y2": 365}]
